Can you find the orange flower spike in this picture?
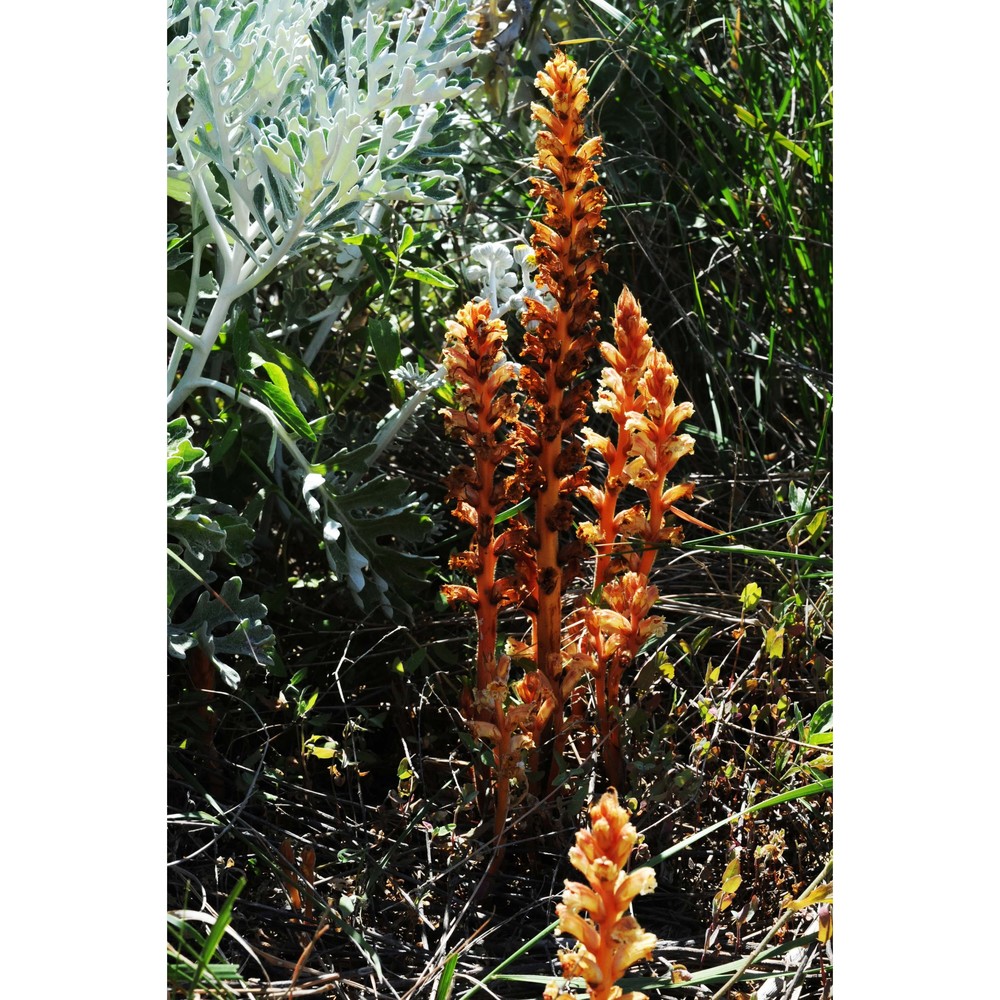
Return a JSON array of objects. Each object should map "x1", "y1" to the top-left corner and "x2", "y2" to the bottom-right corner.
[
  {"x1": 581, "y1": 288, "x2": 655, "y2": 588},
  {"x1": 587, "y1": 574, "x2": 666, "y2": 664},
  {"x1": 548, "y1": 790, "x2": 658, "y2": 1000},
  {"x1": 623, "y1": 351, "x2": 696, "y2": 578},
  {"x1": 441, "y1": 300, "x2": 523, "y2": 693},
  {"x1": 519, "y1": 50, "x2": 607, "y2": 694}
]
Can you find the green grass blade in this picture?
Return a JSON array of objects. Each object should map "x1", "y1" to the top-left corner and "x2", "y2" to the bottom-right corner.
[
  {"x1": 681, "y1": 543, "x2": 830, "y2": 563},
  {"x1": 582, "y1": 0, "x2": 633, "y2": 29},
  {"x1": 192, "y1": 875, "x2": 246, "y2": 991},
  {"x1": 436, "y1": 951, "x2": 460, "y2": 1000},
  {"x1": 493, "y1": 497, "x2": 531, "y2": 526},
  {"x1": 456, "y1": 919, "x2": 559, "y2": 1000},
  {"x1": 645, "y1": 780, "x2": 831, "y2": 869}
]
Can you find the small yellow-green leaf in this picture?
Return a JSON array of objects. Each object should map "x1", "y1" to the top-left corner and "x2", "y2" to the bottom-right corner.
[
  {"x1": 167, "y1": 176, "x2": 192, "y2": 204},
  {"x1": 721, "y1": 874, "x2": 742, "y2": 895},
  {"x1": 740, "y1": 581, "x2": 762, "y2": 610},
  {"x1": 764, "y1": 626, "x2": 785, "y2": 659},
  {"x1": 782, "y1": 881, "x2": 833, "y2": 911},
  {"x1": 657, "y1": 653, "x2": 675, "y2": 680},
  {"x1": 807, "y1": 509, "x2": 828, "y2": 541},
  {"x1": 403, "y1": 266, "x2": 457, "y2": 289},
  {"x1": 399, "y1": 223, "x2": 415, "y2": 256}
]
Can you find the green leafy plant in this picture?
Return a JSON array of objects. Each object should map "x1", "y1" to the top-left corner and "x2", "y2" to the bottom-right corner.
[
  {"x1": 168, "y1": 415, "x2": 274, "y2": 688},
  {"x1": 168, "y1": 0, "x2": 477, "y2": 615}
]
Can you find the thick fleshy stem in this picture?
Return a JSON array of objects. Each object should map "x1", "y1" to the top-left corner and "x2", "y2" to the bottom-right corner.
[
  {"x1": 518, "y1": 50, "x2": 607, "y2": 769},
  {"x1": 579, "y1": 290, "x2": 696, "y2": 787},
  {"x1": 441, "y1": 300, "x2": 532, "y2": 835},
  {"x1": 544, "y1": 790, "x2": 658, "y2": 1000}
]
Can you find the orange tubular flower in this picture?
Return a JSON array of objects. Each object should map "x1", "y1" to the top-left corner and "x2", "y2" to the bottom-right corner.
[
  {"x1": 441, "y1": 299, "x2": 524, "y2": 695},
  {"x1": 545, "y1": 790, "x2": 658, "y2": 1000},
  {"x1": 578, "y1": 290, "x2": 696, "y2": 786},
  {"x1": 442, "y1": 299, "x2": 537, "y2": 845},
  {"x1": 518, "y1": 49, "x2": 607, "y2": 746}
]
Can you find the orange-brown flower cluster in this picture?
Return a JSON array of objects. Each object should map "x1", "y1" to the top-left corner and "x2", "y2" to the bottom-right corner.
[
  {"x1": 577, "y1": 289, "x2": 695, "y2": 785},
  {"x1": 442, "y1": 299, "x2": 541, "y2": 843},
  {"x1": 441, "y1": 54, "x2": 698, "y2": 811},
  {"x1": 544, "y1": 790, "x2": 657, "y2": 1000},
  {"x1": 579, "y1": 287, "x2": 695, "y2": 582},
  {"x1": 441, "y1": 299, "x2": 526, "y2": 691},
  {"x1": 623, "y1": 348, "x2": 696, "y2": 579},
  {"x1": 517, "y1": 50, "x2": 608, "y2": 692}
]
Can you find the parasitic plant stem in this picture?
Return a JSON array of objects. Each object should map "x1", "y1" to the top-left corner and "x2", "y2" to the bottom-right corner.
[
  {"x1": 518, "y1": 50, "x2": 607, "y2": 748},
  {"x1": 441, "y1": 300, "x2": 535, "y2": 845},
  {"x1": 580, "y1": 291, "x2": 696, "y2": 787},
  {"x1": 544, "y1": 790, "x2": 658, "y2": 1000}
]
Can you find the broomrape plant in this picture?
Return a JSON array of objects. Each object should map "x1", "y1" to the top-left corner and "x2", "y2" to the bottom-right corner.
[
  {"x1": 442, "y1": 52, "x2": 697, "y2": 822},
  {"x1": 544, "y1": 789, "x2": 658, "y2": 1000}
]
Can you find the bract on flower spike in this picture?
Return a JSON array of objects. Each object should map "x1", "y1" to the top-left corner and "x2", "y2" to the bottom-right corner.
[
  {"x1": 516, "y1": 49, "x2": 608, "y2": 764},
  {"x1": 441, "y1": 298, "x2": 538, "y2": 849},
  {"x1": 544, "y1": 790, "x2": 658, "y2": 1000},
  {"x1": 578, "y1": 289, "x2": 696, "y2": 786}
]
